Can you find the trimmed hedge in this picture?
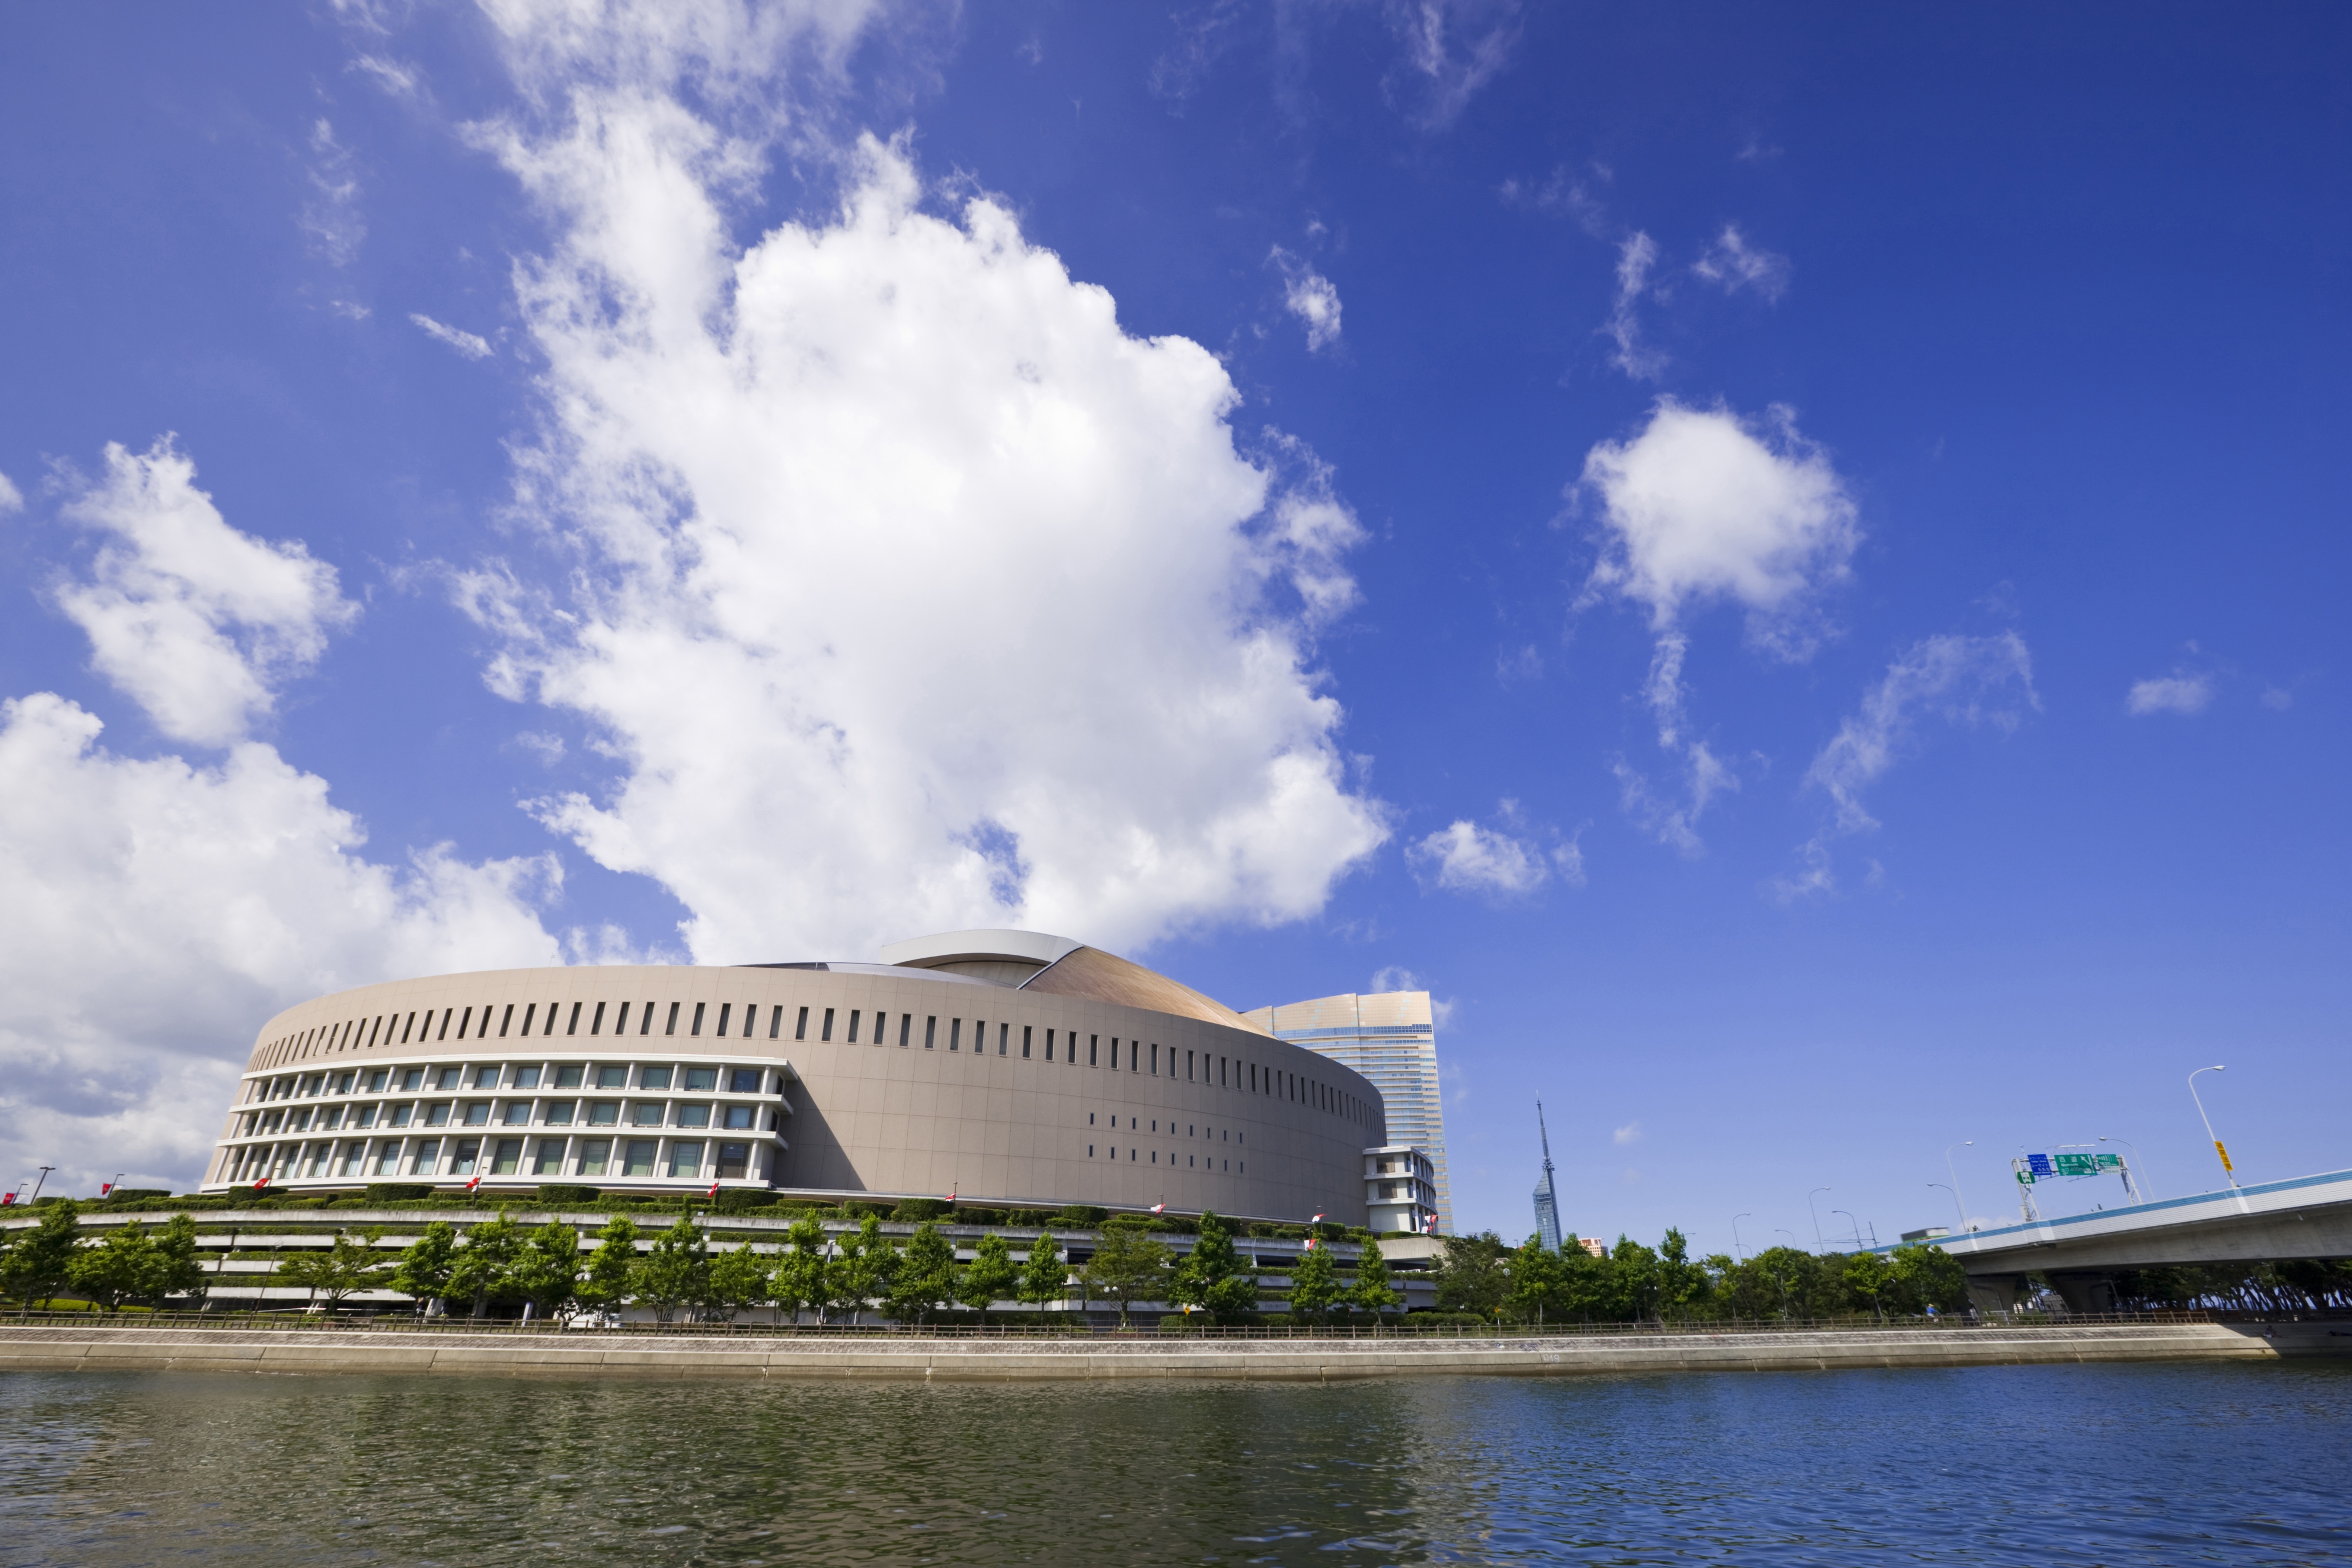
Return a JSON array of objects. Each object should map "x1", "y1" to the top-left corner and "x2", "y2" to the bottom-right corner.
[
  {"x1": 534, "y1": 1183, "x2": 602, "y2": 1206},
  {"x1": 365, "y1": 1183, "x2": 433, "y2": 1204}
]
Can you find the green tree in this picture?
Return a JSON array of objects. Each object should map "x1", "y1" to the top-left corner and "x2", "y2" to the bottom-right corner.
[
  {"x1": 1082, "y1": 1218, "x2": 1171, "y2": 1327},
  {"x1": 630, "y1": 1216, "x2": 710, "y2": 1325},
  {"x1": 830, "y1": 1214, "x2": 897, "y2": 1323},
  {"x1": 447, "y1": 1210, "x2": 528, "y2": 1319},
  {"x1": 2, "y1": 1201, "x2": 82, "y2": 1315},
  {"x1": 1609, "y1": 1236, "x2": 1664, "y2": 1322},
  {"x1": 276, "y1": 1228, "x2": 392, "y2": 1310},
  {"x1": 509, "y1": 1222, "x2": 583, "y2": 1319},
  {"x1": 575, "y1": 1215, "x2": 640, "y2": 1316},
  {"x1": 1842, "y1": 1250, "x2": 1892, "y2": 1321},
  {"x1": 388, "y1": 1221, "x2": 460, "y2": 1313},
  {"x1": 771, "y1": 1215, "x2": 830, "y2": 1325},
  {"x1": 1017, "y1": 1231, "x2": 1067, "y2": 1310},
  {"x1": 149, "y1": 1214, "x2": 211, "y2": 1308},
  {"x1": 706, "y1": 1240, "x2": 773, "y2": 1323},
  {"x1": 1506, "y1": 1235, "x2": 1566, "y2": 1324},
  {"x1": 1656, "y1": 1229, "x2": 1711, "y2": 1320},
  {"x1": 1433, "y1": 1230, "x2": 1511, "y2": 1318},
  {"x1": 958, "y1": 1232, "x2": 1018, "y2": 1319},
  {"x1": 1885, "y1": 1243, "x2": 1970, "y2": 1315},
  {"x1": 1285, "y1": 1241, "x2": 1341, "y2": 1325},
  {"x1": 69, "y1": 1221, "x2": 158, "y2": 1312},
  {"x1": 1351, "y1": 1234, "x2": 1404, "y2": 1321},
  {"x1": 1168, "y1": 1211, "x2": 1258, "y2": 1325},
  {"x1": 888, "y1": 1222, "x2": 960, "y2": 1325}
]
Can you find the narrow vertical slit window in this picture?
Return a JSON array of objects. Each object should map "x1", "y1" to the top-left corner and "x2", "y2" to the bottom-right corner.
[
  {"x1": 847, "y1": 1009, "x2": 861, "y2": 1044},
  {"x1": 898, "y1": 1014, "x2": 911, "y2": 1047},
  {"x1": 499, "y1": 1005, "x2": 514, "y2": 1038},
  {"x1": 543, "y1": 1005, "x2": 557, "y2": 1037},
  {"x1": 820, "y1": 1008, "x2": 834, "y2": 1042},
  {"x1": 1022, "y1": 1027, "x2": 1033, "y2": 1059},
  {"x1": 591, "y1": 1001, "x2": 607, "y2": 1036},
  {"x1": 436, "y1": 1009, "x2": 453, "y2": 1042},
  {"x1": 999, "y1": 1023, "x2": 1010, "y2": 1056},
  {"x1": 567, "y1": 1002, "x2": 582, "y2": 1037},
  {"x1": 519, "y1": 1005, "x2": 536, "y2": 1039},
  {"x1": 794, "y1": 1006, "x2": 808, "y2": 1041},
  {"x1": 742, "y1": 1005, "x2": 756, "y2": 1038},
  {"x1": 691, "y1": 1002, "x2": 706, "y2": 1037},
  {"x1": 613, "y1": 1001, "x2": 629, "y2": 1035},
  {"x1": 770, "y1": 1005, "x2": 783, "y2": 1039},
  {"x1": 457, "y1": 1008, "x2": 473, "y2": 1040},
  {"x1": 924, "y1": 1016, "x2": 937, "y2": 1049},
  {"x1": 666, "y1": 1001, "x2": 680, "y2": 1036},
  {"x1": 716, "y1": 1003, "x2": 732, "y2": 1037},
  {"x1": 640, "y1": 1003, "x2": 654, "y2": 1036},
  {"x1": 948, "y1": 1018, "x2": 961, "y2": 1051},
  {"x1": 1090, "y1": 1035, "x2": 1098, "y2": 1066}
]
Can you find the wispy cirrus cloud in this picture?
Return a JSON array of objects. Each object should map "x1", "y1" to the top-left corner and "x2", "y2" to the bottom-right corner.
[
  {"x1": 1779, "y1": 631, "x2": 2038, "y2": 898},
  {"x1": 2127, "y1": 672, "x2": 2213, "y2": 716},
  {"x1": 410, "y1": 312, "x2": 494, "y2": 360}
]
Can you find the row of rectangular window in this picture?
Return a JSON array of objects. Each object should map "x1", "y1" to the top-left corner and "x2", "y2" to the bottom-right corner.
[
  {"x1": 225, "y1": 1135, "x2": 756, "y2": 1183},
  {"x1": 255, "y1": 1005, "x2": 1367, "y2": 1126},
  {"x1": 255, "y1": 998, "x2": 821, "y2": 1072},
  {"x1": 249, "y1": 1063, "x2": 770, "y2": 1102},
  {"x1": 1087, "y1": 1146, "x2": 1242, "y2": 1173},
  {"x1": 237, "y1": 1098, "x2": 773, "y2": 1136}
]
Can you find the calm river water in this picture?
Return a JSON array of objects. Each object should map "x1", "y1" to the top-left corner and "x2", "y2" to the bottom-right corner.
[{"x1": 2, "y1": 1360, "x2": 2347, "y2": 1565}]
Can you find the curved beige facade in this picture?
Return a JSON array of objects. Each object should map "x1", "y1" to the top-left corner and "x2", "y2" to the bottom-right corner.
[{"x1": 202, "y1": 934, "x2": 1387, "y2": 1226}]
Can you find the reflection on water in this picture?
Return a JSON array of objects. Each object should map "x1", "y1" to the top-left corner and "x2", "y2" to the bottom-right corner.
[{"x1": 2, "y1": 1360, "x2": 2348, "y2": 1565}]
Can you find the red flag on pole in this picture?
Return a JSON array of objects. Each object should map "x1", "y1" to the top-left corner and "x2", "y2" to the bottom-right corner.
[
  {"x1": 708, "y1": 1179, "x2": 720, "y2": 1199},
  {"x1": 466, "y1": 1175, "x2": 482, "y2": 1192},
  {"x1": 1312, "y1": 1212, "x2": 1326, "y2": 1222},
  {"x1": 252, "y1": 1177, "x2": 269, "y2": 1192},
  {"x1": 1303, "y1": 1236, "x2": 1317, "y2": 1250},
  {"x1": 1, "y1": 1191, "x2": 14, "y2": 1206},
  {"x1": 1150, "y1": 1202, "x2": 1166, "y2": 1213}
]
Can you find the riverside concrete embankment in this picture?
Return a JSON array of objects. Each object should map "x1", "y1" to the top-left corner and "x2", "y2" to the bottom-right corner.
[{"x1": 2, "y1": 1320, "x2": 2341, "y2": 1382}]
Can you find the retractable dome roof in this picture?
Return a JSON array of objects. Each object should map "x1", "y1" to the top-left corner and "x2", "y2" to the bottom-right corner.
[{"x1": 880, "y1": 928, "x2": 1271, "y2": 1036}]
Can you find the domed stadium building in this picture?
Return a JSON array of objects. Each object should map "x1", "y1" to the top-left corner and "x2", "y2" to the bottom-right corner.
[{"x1": 202, "y1": 931, "x2": 1387, "y2": 1226}]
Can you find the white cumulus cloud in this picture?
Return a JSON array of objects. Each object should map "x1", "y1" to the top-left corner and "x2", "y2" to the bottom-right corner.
[
  {"x1": 54, "y1": 438, "x2": 358, "y2": 747},
  {"x1": 0, "y1": 469, "x2": 23, "y2": 513},
  {"x1": 5, "y1": 440, "x2": 567, "y2": 1192},
  {"x1": 1613, "y1": 1121, "x2": 1640, "y2": 1146},
  {"x1": 2127, "y1": 673, "x2": 2213, "y2": 716},
  {"x1": 1406, "y1": 805, "x2": 1578, "y2": 897},
  {"x1": 462, "y1": 24, "x2": 1389, "y2": 965},
  {"x1": 1270, "y1": 246, "x2": 1344, "y2": 351},
  {"x1": 410, "y1": 312, "x2": 495, "y2": 360},
  {"x1": 1580, "y1": 398, "x2": 1857, "y2": 851},
  {"x1": 1581, "y1": 398, "x2": 1859, "y2": 641}
]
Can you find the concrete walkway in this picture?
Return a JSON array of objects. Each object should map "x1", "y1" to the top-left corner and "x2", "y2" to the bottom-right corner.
[{"x1": 2, "y1": 1320, "x2": 2340, "y2": 1382}]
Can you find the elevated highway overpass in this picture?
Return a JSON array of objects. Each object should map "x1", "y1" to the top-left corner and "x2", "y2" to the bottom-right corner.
[{"x1": 1886, "y1": 1168, "x2": 2352, "y2": 1314}]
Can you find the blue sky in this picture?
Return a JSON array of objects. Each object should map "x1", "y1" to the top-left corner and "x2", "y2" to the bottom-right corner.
[{"x1": 2, "y1": 3, "x2": 2344, "y2": 1250}]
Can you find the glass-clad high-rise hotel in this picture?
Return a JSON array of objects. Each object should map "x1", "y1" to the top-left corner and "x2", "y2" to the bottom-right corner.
[{"x1": 1243, "y1": 989, "x2": 1452, "y2": 1234}]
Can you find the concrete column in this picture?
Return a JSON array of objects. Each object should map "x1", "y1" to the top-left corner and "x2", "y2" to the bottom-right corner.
[
  {"x1": 2046, "y1": 1272, "x2": 2119, "y2": 1314},
  {"x1": 1965, "y1": 1272, "x2": 2026, "y2": 1315}
]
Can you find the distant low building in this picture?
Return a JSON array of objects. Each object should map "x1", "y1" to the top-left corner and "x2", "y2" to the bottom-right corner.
[{"x1": 1245, "y1": 988, "x2": 1453, "y2": 1234}]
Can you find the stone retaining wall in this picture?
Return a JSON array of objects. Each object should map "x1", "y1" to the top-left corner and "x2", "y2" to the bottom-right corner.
[{"x1": 2, "y1": 1320, "x2": 2338, "y2": 1382}]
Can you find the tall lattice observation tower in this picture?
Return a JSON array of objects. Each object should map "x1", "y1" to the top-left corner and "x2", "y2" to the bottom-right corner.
[{"x1": 1532, "y1": 1101, "x2": 1563, "y2": 1252}]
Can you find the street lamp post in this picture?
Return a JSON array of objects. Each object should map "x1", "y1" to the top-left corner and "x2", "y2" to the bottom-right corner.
[
  {"x1": 2100, "y1": 1136, "x2": 2153, "y2": 1202},
  {"x1": 1833, "y1": 1209, "x2": 1863, "y2": 1251},
  {"x1": 1929, "y1": 1183, "x2": 1966, "y2": 1233},
  {"x1": 1807, "y1": 1188, "x2": 1832, "y2": 1253},
  {"x1": 1945, "y1": 1141, "x2": 1975, "y2": 1230},
  {"x1": 1732, "y1": 1212, "x2": 1752, "y2": 1262},
  {"x1": 2188, "y1": 1066, "x2": 2235, "y2": 1188}
]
